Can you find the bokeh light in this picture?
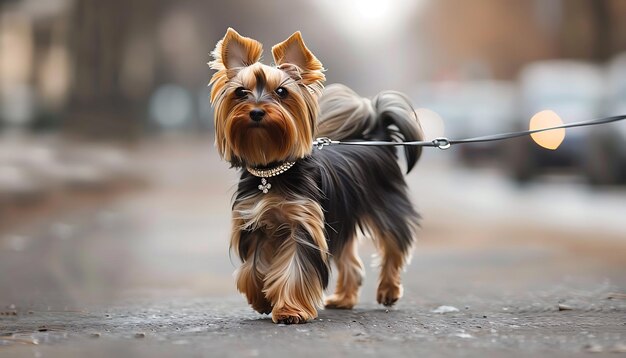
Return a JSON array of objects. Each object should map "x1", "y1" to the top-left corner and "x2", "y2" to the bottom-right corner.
[
  {"x1": 149, "y1": 84, "x2": 194, "y2": 130},
  {"x1": 529, "y1": 110, "x2": 565, "y2": 150}
]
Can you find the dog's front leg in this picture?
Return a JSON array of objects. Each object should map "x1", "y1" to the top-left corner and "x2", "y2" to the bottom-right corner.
[
  {"x1": 263, "y1": 199, "x2": 329, "y2": 324},
  {"x1": 263, "y1": 228, "x2": 329, "y2": 324},
  {"x1": 232, "y1": 222, "x2": 273, "y2": 314}
]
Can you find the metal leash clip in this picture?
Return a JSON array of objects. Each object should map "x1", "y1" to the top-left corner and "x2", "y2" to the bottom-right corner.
[
  {"x1": 313, "y1": 137, "x2": 334, "y2": 150},
  {"x1": 432, "y1": 137, "x2": 451, "y2": 150}
]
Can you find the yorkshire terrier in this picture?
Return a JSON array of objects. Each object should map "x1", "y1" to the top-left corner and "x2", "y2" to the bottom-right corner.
[{"x1": 209, "y1": 28, "x2": 423, "y2": 324}]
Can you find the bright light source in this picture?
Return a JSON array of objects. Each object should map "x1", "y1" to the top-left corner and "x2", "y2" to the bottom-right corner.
[
  {"x1": 529, "y1": 110, "x2": 565, "y2": 150},
  {"x1": 315, "y1": 0, "x2": 424, "y2": 40},
  {"x1": 354, "y1": 0, "x2": 392, "y2": 22}
]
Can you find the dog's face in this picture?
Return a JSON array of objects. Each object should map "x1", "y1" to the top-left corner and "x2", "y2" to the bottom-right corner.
[{"x1": 209, "y1": 29, "x2": 325, "y2": 167}]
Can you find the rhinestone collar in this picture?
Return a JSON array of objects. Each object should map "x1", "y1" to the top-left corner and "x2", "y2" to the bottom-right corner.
[{"x1": 246, "y1": 161, "x2": 296, "y2": 194}]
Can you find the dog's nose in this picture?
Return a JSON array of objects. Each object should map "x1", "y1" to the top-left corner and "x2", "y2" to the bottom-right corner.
[{"x1": 249, "y1": 109, "x2": 265, "y2": 122}]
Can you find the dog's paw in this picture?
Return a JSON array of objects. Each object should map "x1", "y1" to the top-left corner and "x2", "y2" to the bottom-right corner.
[
  {"x1": 324, "y1": 294, "x2": 357, "y2": 309},
  {"x1": 273, "y1": 314, "x2": 305, "y2": 324},
  {"x1": 376, "y1": 283, "x2": 403, "y2": 307},
  {"x1": 271, "y1": 307, "x2": 314, "y2": 324}
]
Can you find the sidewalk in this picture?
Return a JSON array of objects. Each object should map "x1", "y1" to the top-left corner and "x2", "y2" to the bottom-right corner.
[{"x1": 1, "y1": 136, "x2": 625, "y2": 357}]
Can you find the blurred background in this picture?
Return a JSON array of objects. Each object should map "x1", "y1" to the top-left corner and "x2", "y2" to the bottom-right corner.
[{"x1": 1, "y1": 0, "x2": 625, "y2": 321}]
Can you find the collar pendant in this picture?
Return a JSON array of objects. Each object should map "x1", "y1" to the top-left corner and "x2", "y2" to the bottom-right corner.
[
  {"x1": 258, "y1": 178, "x2": 271, "y2": 194},
  {"x1": 246, "y1": 161, "x2": 296, "y2": 195}
]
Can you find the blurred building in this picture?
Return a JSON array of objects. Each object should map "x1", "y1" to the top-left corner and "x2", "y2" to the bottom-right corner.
[
  {"x1": 415, "y1": 0, "x2": 626, "y2": 82},
  {"x1": 1, "y1": 0, "x2": 626, "y2": 138}
]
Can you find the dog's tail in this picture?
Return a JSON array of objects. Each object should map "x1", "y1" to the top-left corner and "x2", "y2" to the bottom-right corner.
[{"x1": 317, "y1": 84, "x2": 424, "y2": 173}]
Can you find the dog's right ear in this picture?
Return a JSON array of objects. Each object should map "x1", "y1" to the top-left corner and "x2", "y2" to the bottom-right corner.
[
  {"x1": 210, "y1": 28, "x2": 263, "y2": 76},
  {"x1": 209, "y1": 28, "x2": 262, "y2": 104}
]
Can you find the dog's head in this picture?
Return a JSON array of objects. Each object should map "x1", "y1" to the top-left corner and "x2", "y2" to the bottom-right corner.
[{"x1": 209, "y1": 29, "x2": 325, "y2": 167}]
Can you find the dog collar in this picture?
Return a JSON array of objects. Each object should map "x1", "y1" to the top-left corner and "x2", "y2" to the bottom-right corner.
[{"x1": 246, "y1": 161, "x2": 296, "y2": 194}]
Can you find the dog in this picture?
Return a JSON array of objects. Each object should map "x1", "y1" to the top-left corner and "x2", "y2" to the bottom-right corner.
[{"x1": 209, "y1": 28, "x2": 423, "y2": 324}]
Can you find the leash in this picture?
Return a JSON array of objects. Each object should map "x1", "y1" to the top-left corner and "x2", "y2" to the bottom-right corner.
[{"x1": 313, "y1": 114, "x2": 626, "y2": 150}]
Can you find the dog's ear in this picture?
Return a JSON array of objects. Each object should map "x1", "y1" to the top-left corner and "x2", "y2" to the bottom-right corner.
[
  {"x1": 210, "y1": 28, "x2": 262, "y2": 75},
  {"x1": 272, "y1": 31, "x2": 325, "y2": 85}
]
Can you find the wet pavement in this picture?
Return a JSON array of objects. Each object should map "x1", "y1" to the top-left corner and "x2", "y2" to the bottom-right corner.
[{"x1": 1, "y1": 136, "x2": 625, "y2": 357}]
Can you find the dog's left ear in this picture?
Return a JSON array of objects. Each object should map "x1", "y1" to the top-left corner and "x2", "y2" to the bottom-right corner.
[{"x1": 272, "y1": 32, "x2": 325, "y2": 85}]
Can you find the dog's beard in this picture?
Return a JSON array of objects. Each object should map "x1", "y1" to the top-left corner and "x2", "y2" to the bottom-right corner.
[
  {"x1": 209, "y1": 29, "x2": 325, "y2": 170},
  {"x1": 215, "y1": 91, "x2": 318, "y2": 167},
  {"x1": 226, "y1": 109, "x2": 296, "y2": 166}
]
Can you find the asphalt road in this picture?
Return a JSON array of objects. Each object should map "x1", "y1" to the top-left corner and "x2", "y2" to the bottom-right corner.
[{"x1": 1, "y1": 136, "x2": 625, "y2": 357}]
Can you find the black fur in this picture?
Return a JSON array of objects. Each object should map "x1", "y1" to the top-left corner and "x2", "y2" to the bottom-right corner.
[
  {"x1": 234, "y1": 143, "x2": 420, "y2": 290},
  {"x1": 233, "y1": 88, "x2": 421, "y2": 296}
]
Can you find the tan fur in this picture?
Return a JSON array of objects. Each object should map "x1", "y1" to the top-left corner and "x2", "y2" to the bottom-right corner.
[
  {"x1": 324, "y1": 238, "x2": 364, "y2": 309},
  {"x1": 362, "y1": 217, "x2": 418, "y2": 306},
  {"x1": 232, "y1": 193, "x2": 328, "y2": 322},
  {"x1": 209, "y1": 28, "x2": 263, "y2": 102},
  {"x1": 376, "y1": 242, "x2": 405, "y2": 306},
  {"x1": 271, "y1": 32, "x2": 325, "y2": 86},
  {"x1": 235, "y1": 240, "x2": 273, "y2": 314},
  {"x1": 210, "y1": 30, "x2": 325, "y2": 166},
  {"x1": 263, "y1": 237, "x2": 321, "y2": 324}
]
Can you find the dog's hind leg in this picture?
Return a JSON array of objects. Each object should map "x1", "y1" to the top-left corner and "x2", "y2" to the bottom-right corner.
[
  {"x1": 375, "y1": 235, "x2": 407, "y2": 307},
  {"x1": 365, "y1": 198, "x2": 419, "y2": 307},
  {"x1": 325, "y1": 237, "x2": 364, "y2": 309}
]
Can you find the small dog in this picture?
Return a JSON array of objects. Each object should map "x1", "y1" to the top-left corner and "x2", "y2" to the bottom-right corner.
[{"x1": 209, "y1": 28, "x2": 423, "y2": 324}]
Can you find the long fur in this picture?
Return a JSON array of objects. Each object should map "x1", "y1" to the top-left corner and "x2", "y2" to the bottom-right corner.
[
  {"x1": 210, "y1": 29, "x2": 422, "y2": 324},
  {"x1": 317, "y1": 84, "x2": 424, "y2": 172}
]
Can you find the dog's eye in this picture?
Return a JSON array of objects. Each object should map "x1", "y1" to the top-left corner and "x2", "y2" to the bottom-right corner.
[
  {"x1": 234, "y1": 87, "x2": 247, "y2": 98},
  {"x1": 275, "y1": 87, "x2": 288, "y2": 99}
]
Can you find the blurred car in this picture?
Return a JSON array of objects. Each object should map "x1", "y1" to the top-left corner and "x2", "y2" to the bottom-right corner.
[
  {"x1": 412, "y1": 80, "x2": 517, "y2": 164},
  {"x1": 585, "y1": 53, "x2": 626, "y2": 185},
  {"x1": 505, "y1": 60, "x2": 606, "y2": 184}
]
